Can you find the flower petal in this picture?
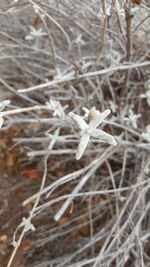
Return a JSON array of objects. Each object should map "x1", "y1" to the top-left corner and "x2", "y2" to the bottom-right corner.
[
  {"x1": 91, "y1": 129, "x2": 117, "y2": 145},
  {"x1": 76, "y1": 134, "x2": 90, "y2": 160},
  {"x1": 69, "y1": 112, "x2": 87, "y2": 131},
  {"x1": 89, "y1": 109, "x2": 111, "y2": 128}
]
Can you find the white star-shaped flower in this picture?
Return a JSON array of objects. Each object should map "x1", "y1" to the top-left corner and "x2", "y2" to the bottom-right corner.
[
  {"x1": 25, "y1": 26, "x2": 47, "y2": 41},
  {"x1": 12, "y1": 217, "x2": 35, "y2": 247},
  {"x1": 69, "y1": 108, "x2": 117, "y2": 160},
  {"x1": 46, "y1": 99, "x2": 68, "y2": 118},
  {"x1": 124, "y1": 109, "x2": 141, "y2": 129}
]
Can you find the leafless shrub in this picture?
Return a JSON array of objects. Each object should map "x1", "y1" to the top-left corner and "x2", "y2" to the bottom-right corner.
[{"x1": 0, "y1": 0, "x2": 150, "y2": 266}]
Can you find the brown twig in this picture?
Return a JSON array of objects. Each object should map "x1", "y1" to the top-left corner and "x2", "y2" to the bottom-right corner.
[
  {"x1": 92, "y1": 0, "x2": 109, "y2": 70},
  {"x1": 121, "y1": 1, "x2": 133, "y2": 98}
]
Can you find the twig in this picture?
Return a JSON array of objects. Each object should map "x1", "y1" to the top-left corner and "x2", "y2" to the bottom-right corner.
[
  {"x1": 92, "y1": 0, "x2": 109, "y2": 70},
  {"x1": 7, "y1": 143, "x2": 50, "y2": 267},
  {"x1": 18, "y1": 61, "x2": 150, "y2": 93},
  {"x1": 54, "y1": 146, "x2": 117, "y2": 221},
  {"x1": 35, "y1": 178, "x2": 149, "y2": 213},
  {"x1": 121, "y1": 1, "x2": 133, "y2": 97}
]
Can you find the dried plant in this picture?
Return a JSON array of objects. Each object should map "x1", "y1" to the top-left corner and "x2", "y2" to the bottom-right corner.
[{"x1": 0, "y1": 0, "x2": 150, "y2": 267}]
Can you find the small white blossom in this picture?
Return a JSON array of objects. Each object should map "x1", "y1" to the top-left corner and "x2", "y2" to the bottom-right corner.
[
  {"x1": 142, "y1": 125, "x2": 150, "y2": 143},
  {"x1": 124, "y1": 109, "x2": 141, "y2": 129},
  {"x1": 73, "y1": 34, "x2": 85, "y2": 45},
  {"x1": 25, "y1": 26, "x2": 47, "y2": 41},
  {"x1": 0, "y1": 100, "x2": 11, "y2": 129},
  {"x1": 108, "y1": 100, "x2": 117, "y2": 113},
  {"x1": 97, "y1": 9, "x2": 103, "y2": 18},
  {"x1": 46, "y1": 99, "x2": 68, "y2": 118},
  {"x1": 32, "y1": 3, "x2": 40, "y2": 13},
  {"x1": 46, "y1": 128, "x2": 65, "y2": 150},
  {"x1": 140, "y1": 91, "x2": 150, "y2": 107},
  {"x1": 21, "y1": 217, "x2": 35, "y2": 232},
  {"x1": 82, "y1": 107, "x2": 90, "y2": 119},
  {"x1": 105, "y1": 6, "x2": 111, "y2": 16},
  {"x1": 144, "y1": 165, "x2": 150, "y2": 175},
  {"x1": 0, "y1": 100, "x2": 11, "y2": 111},
  {"x1": 12, "y1": 217, "x2": 35, "y2": 247},
  {"x1": 69, "y1": 108, "x2": 117, "y2": 160},
  {"x1": 54, "y1": 68, "x2": 63, "y2": 80},
  {"x1": 0, "y1": 117, "x2": 3, "y2": 129}
]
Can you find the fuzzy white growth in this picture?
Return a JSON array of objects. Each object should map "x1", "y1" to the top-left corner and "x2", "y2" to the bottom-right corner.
[{"x1": 69, "y1": 108, "x2": 117, "y2": 160}]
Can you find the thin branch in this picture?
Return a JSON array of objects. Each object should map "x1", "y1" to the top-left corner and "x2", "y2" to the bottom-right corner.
[
  {"x1": 18, "y1": 61, "x2": 150, "y2": 93},
  {"x1": 121, "y1": 2, "x2": 133, "y2": 97}
]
